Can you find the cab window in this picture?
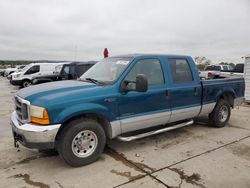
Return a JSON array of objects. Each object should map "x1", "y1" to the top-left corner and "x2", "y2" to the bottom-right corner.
[
  {"x1": 168, "y1": 59, "x2": 193, "y2": 83},
  {"x1": 24, "y1": 65, "x2": 40, "y2": 75},
  {"x1": 125, "y1": 59, "x2": 164, "y2": 89}
]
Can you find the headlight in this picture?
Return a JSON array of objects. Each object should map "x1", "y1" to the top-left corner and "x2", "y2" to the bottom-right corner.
[
  {"x1": 14, "y1": 73, "x2": 21, "y2": 78},
  {"x1": 30, "y1": 105, "x2": 50, "y2": 125}
]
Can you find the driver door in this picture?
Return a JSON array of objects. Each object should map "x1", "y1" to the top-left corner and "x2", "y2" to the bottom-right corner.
[
  {"x1": 24, "y1": 65, "x2": 40, "y2": 76},
  {"x1": 118, "y1": 58, "x2": 171, "y2": 134}
]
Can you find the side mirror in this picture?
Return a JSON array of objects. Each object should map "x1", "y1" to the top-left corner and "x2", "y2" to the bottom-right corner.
[
  {"x1": 135, "y1": 74, "x2": 148, "y2": 92},
  {"x1": 121, "y1": 74, "x2": 148, "y2": 92}
]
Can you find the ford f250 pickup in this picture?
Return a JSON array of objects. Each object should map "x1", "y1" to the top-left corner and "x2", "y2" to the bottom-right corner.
[{"x1": 11, "y1": 54, "x2": 245, "y2": 167}]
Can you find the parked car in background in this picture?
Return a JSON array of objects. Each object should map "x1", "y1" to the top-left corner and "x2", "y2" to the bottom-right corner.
[
  {"x1": 11, "y1": 54, "x2": 244, "y2": 167},
  {"x1": 10, "y1": 62, "x2": 66, "y2": 87},
  {"x1": 199, "y1": 65, "x2": 221, "y2": 79},
  {"x1": 32, "y1": 61, "x2": 97, "y2": 85},
  {"x1": 16, "y1": 65, "x2": 26, "y2": 71},
  {"x1": 199, "y1": 65, "x2": 234, "y2": 79},
  {"x1": 0, "y1": 69, "x2": 5, "y2": 76},
  {"x1": 4, "y1": 67, "x2": 18, "y2": 77},
  {"x1": 220, "y1": 63, "x2": 244, "y2": 77},
  {"x1": 7, "y1": 65, "x2": 26, "y2": 80},
  {"x1": 217, "y1": 65, "x2": 233, "y2": 71}
]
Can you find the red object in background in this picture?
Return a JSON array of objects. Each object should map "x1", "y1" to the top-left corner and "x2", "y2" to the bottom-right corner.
[
  {"x1": 207, "y1": 71, "x2": 213, "y2": 78},
  {"x1": 104, "y1": 48, "x2": 109, "y2": 58}
]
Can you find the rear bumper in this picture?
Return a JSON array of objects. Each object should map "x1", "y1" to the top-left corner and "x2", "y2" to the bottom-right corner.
[
  {"x1": 234, "y1": 97, "x2": 245, "y2": 107},
  {"x1": 10, "y1": 79, "x2": 22, "y2": 86},
  {"x1": 11, "y1": 111, "x2": 61, "y2": 150}
]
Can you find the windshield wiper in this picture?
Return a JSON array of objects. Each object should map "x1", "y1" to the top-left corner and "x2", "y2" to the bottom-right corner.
[{"x1": 84, "y1": 78, "x2": 104, "y2": 85}]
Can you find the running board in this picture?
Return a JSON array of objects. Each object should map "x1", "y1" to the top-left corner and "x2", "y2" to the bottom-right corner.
[{"x1": 117, "y1": 119, "x2": 194, "y2": 142}]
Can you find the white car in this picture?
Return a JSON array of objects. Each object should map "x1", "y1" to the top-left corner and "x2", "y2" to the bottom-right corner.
[
  {"x1": 4, "y1": 68, "x2": 18, "y2": 77},
  {"x1": 6, "y1": 65, "x2": 26, "y2": 79},
  {"x1": 199, "y1": 65, "x2": 233, "y2": 79},
  {"x1": 11, "y1": 63, "x2": 66, "y2": 87}
]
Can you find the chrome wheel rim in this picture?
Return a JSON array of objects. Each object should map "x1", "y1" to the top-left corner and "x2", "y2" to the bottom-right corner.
[
  {"x1": 218, "y1": 106, "x2": 228, "y2": 122},
  {"x1": 71, "y1": 130, "x2": 98, "y2": 158}
]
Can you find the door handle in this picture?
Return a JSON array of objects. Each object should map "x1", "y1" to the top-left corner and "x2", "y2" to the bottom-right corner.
[
  {"x1": 166, "y1": 90, "x2": 171, "y2": 97},
  {"x1": 194, "y1": 87, "x2": 199, "y2": 95}
]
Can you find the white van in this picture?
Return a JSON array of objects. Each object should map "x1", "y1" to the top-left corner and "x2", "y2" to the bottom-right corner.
[{"x1": 11, "y1": 63, "x2": 65, "y2": 87}]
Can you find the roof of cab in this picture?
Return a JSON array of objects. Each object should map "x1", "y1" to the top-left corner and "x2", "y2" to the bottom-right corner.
[
  {"x1": 111, "y1": 53, "x2": 191, "y2": 59},
  {"x1": 68, "y1": 61, "x2": 98, "y2": 65}
]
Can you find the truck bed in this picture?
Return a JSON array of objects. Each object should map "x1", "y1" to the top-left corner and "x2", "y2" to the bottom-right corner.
[{"x1": 201, "y1": 77, "x2": 245, "y2": 106}]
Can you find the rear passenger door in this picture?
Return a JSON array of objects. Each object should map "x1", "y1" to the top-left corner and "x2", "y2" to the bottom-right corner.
[{"x1": 167, "y1": 58, "x2": 201, "y2": 122}]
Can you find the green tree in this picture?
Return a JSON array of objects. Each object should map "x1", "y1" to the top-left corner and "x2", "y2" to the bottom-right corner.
[{"x1": 229, "y1": 63, "x2": 235, "y2": 69}]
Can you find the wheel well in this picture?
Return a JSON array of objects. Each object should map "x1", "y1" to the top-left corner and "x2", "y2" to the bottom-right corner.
[
  {"x1": 219, "y1": 92, "x2": 234, "y2": 107},
  {"x1": 55, "y1": 113, "x2": 112, "y2": 142},
  {"x1": 22, "y1": 79, "x2": 31, "y2": 83}
]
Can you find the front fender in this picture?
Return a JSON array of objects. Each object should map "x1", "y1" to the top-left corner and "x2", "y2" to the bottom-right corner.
[{"x1": 53, "y1": 103, "x2": 117, "y2": 123}]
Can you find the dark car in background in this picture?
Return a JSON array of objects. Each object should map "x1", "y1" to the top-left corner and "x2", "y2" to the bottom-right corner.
[{"x1": 32, "y1": 61, "x2": 97, "y2": 85}]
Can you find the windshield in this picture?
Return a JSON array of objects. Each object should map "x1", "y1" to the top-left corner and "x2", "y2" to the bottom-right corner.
[
  {"x1": 54, "y1": 64, "x2": 64, "y2": 74},
  {"x1": 20, "y1": 64, "x2": 32, "y2": 73},
  {"x1": 80, "y1": 57, "x2": 132, "y2": 84}
]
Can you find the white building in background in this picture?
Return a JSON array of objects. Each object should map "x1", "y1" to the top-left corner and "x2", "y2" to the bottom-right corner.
[{"x1": 244, "y1": 54, "x2": 250, "y2": 103}]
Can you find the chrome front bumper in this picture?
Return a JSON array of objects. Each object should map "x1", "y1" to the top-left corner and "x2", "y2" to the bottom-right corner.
[{"x1": 11, "y1": 111, "x2": 61, "y2": 149}]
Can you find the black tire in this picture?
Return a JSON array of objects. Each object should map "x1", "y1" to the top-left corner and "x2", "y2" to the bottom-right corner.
[
  {"x1": 209, "y1": 99, "x2": 231, "y2": 128},
  {"x1": 22, "y1": 79, "x2": 31, "y2": 88},
  {"x1": 56, "y1": 118, "x2": 106, "y2": 167}
]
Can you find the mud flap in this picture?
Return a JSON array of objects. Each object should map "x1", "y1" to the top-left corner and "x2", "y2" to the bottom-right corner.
[{"x1": 13, "y1": 135, "x2": 20, "y2": 152}]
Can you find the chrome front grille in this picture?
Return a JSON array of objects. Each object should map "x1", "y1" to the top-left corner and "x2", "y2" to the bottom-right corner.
[{"x1": 14, "y1": 96, "x2": 30, "y2": 123}]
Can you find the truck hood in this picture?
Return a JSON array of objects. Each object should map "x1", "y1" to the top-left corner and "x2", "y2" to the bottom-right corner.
[{"x1": 16, "y1": 80, "x2": 100, "y2": 104}]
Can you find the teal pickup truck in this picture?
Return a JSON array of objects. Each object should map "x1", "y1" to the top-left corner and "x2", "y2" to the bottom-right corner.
[{"x1": 11, "y1": 54, "x2": 244, "y2": 166}]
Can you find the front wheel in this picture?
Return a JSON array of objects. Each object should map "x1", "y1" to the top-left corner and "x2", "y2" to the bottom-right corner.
[
  {"x1": 57, "y1": 118, "x2": 106, "y2": 167},
  {"x1": 22, "y1": 80, "x2": 31, "y2": 88},
  {"x1": 209, "y1": 99, "x2": 231, "y2": 128}
]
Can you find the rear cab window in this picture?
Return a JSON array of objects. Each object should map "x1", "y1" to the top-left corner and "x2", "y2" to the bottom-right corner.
[{"x1": 168, "y1": 58, "x2": 193, "y2": 84}]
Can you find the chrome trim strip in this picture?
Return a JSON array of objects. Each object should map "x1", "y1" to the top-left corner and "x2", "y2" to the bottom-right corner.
[
  {"x1": 117, "y1": 119, "x2": 194, "y2": 141},
  {"x1": 120, "y1": 110, "x2": 171, "y2": 134},
  {"x1": 110, "y1": 106, "x2": 202, "y2": 138},
  {"x1": 15, "y1": 95, "x2": 31, "y2": 123},
  {"x1": 169, "y1": 106, "x2": 200, "y2": 123},
  {"x1": 198, "y1": 102, "x2": 216, "y2": 116},
  {"x1": 11, "y1": 111, "x2": 61, "y2": 143},
  {"x1": 16, "y1": 95, "x2": 30, "y2": 106},
  {"x1": 110, "y1": 120, "x2": 121, "y2": 138}
]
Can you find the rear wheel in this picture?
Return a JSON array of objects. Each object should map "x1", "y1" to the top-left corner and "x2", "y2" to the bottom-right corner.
[
  {"x1": 209, "y1": 99, "x2": 231, "y2": 128},
  {"x1": 57, "y1": 118, "x2": 106, "y2": 167}
]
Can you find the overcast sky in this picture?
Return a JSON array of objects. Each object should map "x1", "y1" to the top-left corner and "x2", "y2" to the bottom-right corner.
[{"x1": 0, "y1": 0, "x2": 249, "y2": 63}]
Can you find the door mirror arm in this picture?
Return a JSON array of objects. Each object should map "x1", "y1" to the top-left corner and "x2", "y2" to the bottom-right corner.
[{"x1": 120, "y1": 74, "x2": 148, "y2": 93}]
